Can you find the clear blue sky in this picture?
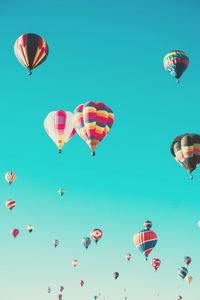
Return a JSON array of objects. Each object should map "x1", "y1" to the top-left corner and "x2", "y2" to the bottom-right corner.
[{"x1": 0, "y1": 0, "x2": 200, "y2": 300}]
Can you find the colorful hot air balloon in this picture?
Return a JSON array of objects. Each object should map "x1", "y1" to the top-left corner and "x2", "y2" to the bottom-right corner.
[
  {"x1": 177, "y1": 296, "x2": 182, "y2": 300},
  {"x1": 133, "y1": 221, "x2": 158, "y2": 260},
  {"x1": 52, "y1": 239, "x2": 59, "y2": 247},
  {"x1": 72, "y1": 259, "x2": 78, "y2": 267},
  {"x1": 113, "y1": 272, "x2": 119, "y2": 280},
  {"x1": 184, "y1": 256, "x2": 191, "y2": 266},
  {"x1": 178, "y1": 267, "x2": 188, "y2": 279},
  {"x1": 144, "y1": 220, "x2": 152, "y2": 229},
  {"x1": 151, "y1": 258, "x2": 161, "y2": 271},
  {"x1": 5, "y1": 172, "x2": 16, "y2": 185},
  {"x1": 14, "y1": 33, "x2": 49, "y2": 75},
  {"x1": 171, "y1": 134, "x2": 200, "y2": 179},
  {"x1": 90, "y1": 229, "x2": 103, "y2": 244},
  {"x1": 125, "y1": 253, "x2": 132, "y2": 261},
  {"x1": 11, "y1": 228, "x2": 19, "y2": 238},
  {"x1": 6, "y1": 199, "x2": 16, "y2": 210},
  {"x1": 185, "y1": 274, "x2": 193, "y2": 284},
  {"x1": 58, "y1": 189, "x2": 65, "y2": 196},
  {"x1": 48, "y1": 287, "x2": 51, "y2": 294},
  {"x1": 26, "y1": 225, "x2": 34, "y2": 233},
  {"x1": 80, "y1": 280, "x2": 84, "y2": 287},
  {"x1": 163, "y1": 50, "x2": 189, "y2": 83},
  {"x1": 73, "y1": 101, "x2": 114, "y2": 156},
  {"x1": 44, "y1": 110, "x2": 76, "y2": 153},
  {"x1": 82, "y1": 237, "x2": 91, "y2": 249}
]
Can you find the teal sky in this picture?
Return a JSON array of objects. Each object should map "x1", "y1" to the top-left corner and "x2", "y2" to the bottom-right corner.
[{"x1": 0, "y1": 1, "x2": 200, "y2": 300}]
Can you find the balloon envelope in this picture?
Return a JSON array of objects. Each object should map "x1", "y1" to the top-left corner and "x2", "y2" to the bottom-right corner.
[
  {"x1": 171, "y1": 134, "x2": 200, "y2": 178},
  {"x1": 14, "y1": 33, "x2": 49, "y2": 75},
  {"x1": 5, "y1": 172, "x2": 16, "y2": 185},
  {"x1": 163, "y1": 50, "x2": 189, "y2": 82},
  {"x1": 82, "y1": 237, "x2": 91, "y2": 249},
  {"x1": 90, "y1": 229, "x2": 103, "y2": 244},
  {"x1": 52, "y1": 239, "x2": 59, "y2": 247},
  {"x1": 6, "y1": 199, "x2": 16, "y2": 210},
  {"x1": 11, "y1": 228, "x2": 19, "y2": 238},
  {"x1": 178, "y1": 267, "x2": 188, "y2": 279},
  {"x1": 73, "y1": 101, "x2": 114, "y2": 155},
  {"x1": 44, "y1": 110, "x2": 75, "y2": 153}
]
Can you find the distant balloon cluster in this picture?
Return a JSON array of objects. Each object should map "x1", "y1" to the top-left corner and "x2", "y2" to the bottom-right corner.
[{"x1": 178, "y1": 256, "x2": 193, "y2": 284}]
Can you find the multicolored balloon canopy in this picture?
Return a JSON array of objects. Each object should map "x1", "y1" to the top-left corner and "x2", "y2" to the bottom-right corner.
[
  {"x1": 90, "y1": 229, "x2": 103, "y2": 244},
  {"x1": 171, "y1": 133, "x2": 200, "y2": 179},
  {"x1": 151, "y1": 258, "x2": 161, "y2": 271},
  {"x1": 52, "y1": 239, "x2": 59, "y2": 247},
  {"x1": 44, "y1": 110, "x2": 75, "y2": 153},
  {"x1": 178, "y1": 267, "x2": 188, "y2": 279},
  {"x1": 184, "y1": 256, "x2": 191, "y2": 266},
  {"x1": 58, "y1": 188, "x2": 65, "y2": 196},
  {"x1": 73, "y1": 101, "x2": 114, "y2": 156},
  {"x1": 163, "y1": 50, "x2": 189, "y2": 83},
  {"x1": 72, "y1": 259, "x2": 78, "y2": 267},
  {"x1": 5, "y1": 171, "x2": 16, "y2": 185},
  {"x1": 6, "y1": 199, "x2": 16, "y2": 210},
  {"x1": 133, "y1": 221, "x2": 158, "y2": 260},
  {"x1": 14, "y1": 33, "x2": 49, "y2": 75},
  {"x1": 125, "y1": 253, "x2": 132, "y2": 261},
  {"x1": 82, "y1": 237, "x2": 91, "y2": 249}
]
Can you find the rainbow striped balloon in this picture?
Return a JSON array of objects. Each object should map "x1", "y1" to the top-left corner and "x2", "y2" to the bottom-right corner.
[
  {"x1": 163, "y1": 50, "x2": 189, "y2": 83},
  {"x1": 73, "y1": 101, "x2": 114, "y2": 156},
  {"x1": 133, "y1": 221, "x2": 158, "y2": 260},
  {"x1": 14, "y1": 33, "x2": 49, "y2": 75},
  {"x1": 6, "y1": 199, "x2": 16, "y2": 210}
]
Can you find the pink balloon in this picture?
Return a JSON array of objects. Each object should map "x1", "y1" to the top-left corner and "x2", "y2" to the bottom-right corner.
[
  {"x1": 80, "y1": 280, "x2": 84, "y2": 287},
  {"x1": 11, "y1": 228, "x2": 19, "y2": 238}
]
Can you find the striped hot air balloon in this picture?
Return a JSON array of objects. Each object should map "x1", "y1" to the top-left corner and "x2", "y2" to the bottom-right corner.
[
  {"x1": 151, "y1": 258, "x2": 161, "y2": 271},
  {"x1": 90, "y1": 229, "x2": 103, "y2": 244},
  {"x1": 73, "y1": 101, "x2": 114, "y2": 156},
  {"x1": 171, "y1": 134, "x2": 200, "y2": 179},
  {"x1": 44, "y1": 110, "x2": 76, "y2": 153},
  {"x1": 72, "y1": 259, "x2": 78, "y2": 267},
  {"x1": 133, "y1": 221, "x2": 158, "y2": 260},
  {"x1": 178, "y1": 267, "x2": 188, "y2": 279},
  {"x1": 163, "y1": 50, "x2": 189, "y2": 83},
  {"x1": 6, "y1": 199, "x2": 16, "y2": 210},
  {"x1": 14, "y1": 33, "x2": 49, "y2": 75},
  {"x1": 82, "y1": 237, "x2": 91, "y2": 250},
  {"x1": 5, "y1": 172, "x2": 16, "y2": 185}
]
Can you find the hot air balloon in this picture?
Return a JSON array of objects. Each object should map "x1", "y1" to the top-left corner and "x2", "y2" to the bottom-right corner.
[
  {"x1": 82, "y1": 237, "x2": 91, "y2": 249},
  {"x1": 80, "y1": 280, "x2": 84, "y2": 287},
  {"x1": 185, "y1": 274, "x2": 193, "y2": 284},
  {"x1": 58, "y1": 189, "x2": 65, "y2": 196},
  {"x1": 133, "y1": 221, "x2": 158, "y2": 260},
  {"x1": 5, "y1": 172, "x2": 16, "y2": 185},
  {"x1": 59, "y1": 286, "x2": 64, "y2": 293},
  {"x1": 171, "y1": 134, "x2": 200, "y2": 179},
  {"x1": 48, "y1": 287, "x2": 51, "y2": 294},
  {"x1": 163, "y1": 50, "x2": 189, "y2": 83},
  {"x1": 125, "y1": 253, "x2": 132, "y2": 261},
  {"x1": 52, "y1": 239, "x2": 59, "y2": 247},
  {"x1": 90, "y1": 229, "x2": 103, "y2": 244},
  {"x1": 184, "y1": 256, "x2": 191, "y2": 266},
  {"x1": 26, "y1": 225, "x2": 34, "y2": 233},
  {"x1": 14, "y1": 33, "x2": 49, "y2": 75},
  {"x1": 151, "y1": 258, "x2": 161, "y2": 271},
  {"x1": 178, "y1": 267, "x2": 188, "y2": 279},
  {"x1": 11, "y1": 228, "x2": 19, "y2": 238},
  {"x1": 6, "y1": 199, "x2": 16, "y2": 210},
  {"x1": 44, "y1": 110, "x2": 76, "y2": 153},
  {"x1": 72, "y1": 259, "x2": 78, "y2": 267},
  {"x1": 177, "y1": 296, "x2": 182, "y2": 300},
  {"x1": 73, "y1": 101, "x2": 114, "y2": 156},
  {"x1": 94, "y1": 296, "x2": 98, "y2": 300},
  {"x1": 58, "y1": 294, "x2": 63, "y2": 300},
  {"x1": 113, "y1": 272, "x2": 119, "y2": 280}
]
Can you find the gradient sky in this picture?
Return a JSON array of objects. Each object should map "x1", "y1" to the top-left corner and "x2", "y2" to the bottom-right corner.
[{"x1": 0, "y1": 0, "x2": 200, "y2": 300}]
